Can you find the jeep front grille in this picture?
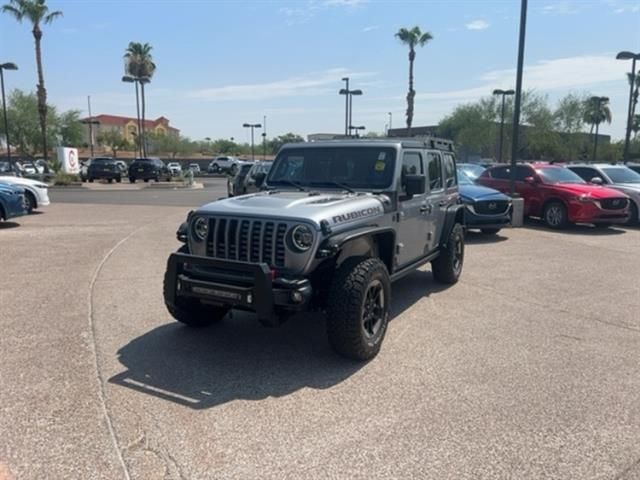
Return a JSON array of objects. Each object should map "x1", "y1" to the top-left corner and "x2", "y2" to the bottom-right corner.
[
  {"x1": 473, "y1": 200, "x2": 510, "y2": 215},
  {"x1": 600, "y1": 198, "x2": 628, "y2": 210},
  {"x1": 205, "y1": 217, "x2": 288, "y2": 267}
]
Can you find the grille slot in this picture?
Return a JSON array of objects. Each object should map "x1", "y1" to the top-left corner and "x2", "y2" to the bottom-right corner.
[
  {"x1": 600, "y1": 198, "x2": 628, "y2": 210},
  {"x1": 474, "y1": 200, "x2": 510, "y2": 215}
]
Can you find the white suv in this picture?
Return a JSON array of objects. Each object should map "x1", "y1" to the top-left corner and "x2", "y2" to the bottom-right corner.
[{"x1": 208, "y1": 156, "x2": 238, "y2": 174}]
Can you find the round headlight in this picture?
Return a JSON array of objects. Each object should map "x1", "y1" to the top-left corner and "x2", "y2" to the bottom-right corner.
[
  {"x1": 192, "y1": 216, "x2": 209, "y2": 241},
  {"x1": 290, "y1": 224, "x2": 314, "y2": 252}
]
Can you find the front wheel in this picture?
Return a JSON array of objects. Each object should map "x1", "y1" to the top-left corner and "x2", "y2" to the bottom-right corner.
[
  {"x1": 432, "y1": 223, "x2": 464, "y2": 284},
  {"x1": 543, "y1": 201, "x2": 567, "y2": 229},
  {"x1": 24, "y1": 191, "x2": 35, "y2": 214},
  {"x1": 88, "y1": 178, "x2": 94, "y2": 183},
  {"x1": 129, "y1": 177, "x2": 135, "y2": 183},
  {"x1": 116, "y1": 176, "x2": 122, "y2": 183},
  {"x1": 326, "y1": 257, "x2": 391, "y2": 361},
  {"x1": 625, "y1": 202, "x2": 638, "y2": 226}
]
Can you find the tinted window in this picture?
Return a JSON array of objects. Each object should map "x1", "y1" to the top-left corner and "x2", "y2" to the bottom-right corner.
[
  {"x1": 402, "y1": 151, "x2": 423, "y2": 176},
  {"x1": 569, "y1": 167, "x2": 600, "y2": 182},
  {"x1": 443, "y1": 153, "x2": 457, "y2": 188},
  {"x1": 489, "y1": 166, "x2": 510, "y2": 179},
  {"x1": 515, "y1": 165, "x2": 534, "y2": 181},
  {"x1": 268, "y1": 147, "x2": 396, "y2": 189},
  {"x1": 427, "y1": 152, "x2": 443, "y2": 190}
]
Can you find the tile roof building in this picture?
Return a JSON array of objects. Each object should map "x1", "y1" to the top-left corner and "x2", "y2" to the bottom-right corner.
[{"x1": 81, "y1": 114, "x2": 180, "y2": 145}]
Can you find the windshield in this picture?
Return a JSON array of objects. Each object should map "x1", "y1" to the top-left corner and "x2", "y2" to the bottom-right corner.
[
  {"x1": 459, "y1": 164, "x2": 485, "y2": 179},
  {"x1": 456, "y1": 169, "x2": 475, "y2": 185},
  {"x1": 602, "y1": 167, "x2": 640, "y2": 184},
  {"x1": 255, "y1": 162, "x2": 273, "y2": 174},
  {"x1": 268, "y1": 147, "x2": 396, "y2": 190},
  {"x1": 536, "y1": 167, "x2": 586, "y2": 184}
]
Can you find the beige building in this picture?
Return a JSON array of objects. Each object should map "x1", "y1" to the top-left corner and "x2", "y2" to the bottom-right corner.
[{"x1": 81, "y1": 114, "x2": 180, "y2": 145}]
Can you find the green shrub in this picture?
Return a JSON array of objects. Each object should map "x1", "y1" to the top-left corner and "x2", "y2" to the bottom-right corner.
[{"x1": 53, "y1": 172, "x2": 81, "y2": 186}]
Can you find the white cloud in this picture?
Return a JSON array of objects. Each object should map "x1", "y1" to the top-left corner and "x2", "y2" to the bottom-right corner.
[
  {"x1": 187, "y1": 68, "x2": 376, "y2": 102},
  {"x1": 280, "y1": 0, "x2": 367, "y2": 24},
  {"x1": 542, "y1": 1, "x2": 581, "y2": 15},
  {"x1": 323, "y1": 0, "x2": 368, "y2": 5},
  {"x1": 362, "y1": 25, "x2": 379, "y2": 32},
  {"x1": 465, "y1": 19, "x2": 490, "y2": 30}
]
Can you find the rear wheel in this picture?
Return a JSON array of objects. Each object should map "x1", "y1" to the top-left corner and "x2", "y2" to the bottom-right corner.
[
  {"x1": 88, "y1": 178, "x2": 94, "y2": 183},
  {"x1": 129, "y1": 177, "x2": 135, "y2": 183},
  {"x1": 144, "y1": 178, "x2": 149, "y2": 183},
  {"x1": 116, "y1": 176, "x2": 122, "y2": 183},
  {"x1": 543, "y1": 201, "x2": 567, "y2": 229},
  {"x1": 108, "y1": 178, "x2": 113, "y2": 184},
  {"x1": 481, "y1": 228, "x2": 501, "y2": 235},
  {"x1": 432, "y1": 223, "x2": 464, "y2": 284},
  {"x1": 326, "y1": 257, "x2": 391, "y2": 361}
]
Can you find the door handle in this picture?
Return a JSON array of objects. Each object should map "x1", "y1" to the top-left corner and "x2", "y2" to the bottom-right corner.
[
  {"x1": 420, "y1": 204, "x2": 432, "y2": 214},
  {"x1": 438, "y1": 200, "x2": 447, "y2": 207}
]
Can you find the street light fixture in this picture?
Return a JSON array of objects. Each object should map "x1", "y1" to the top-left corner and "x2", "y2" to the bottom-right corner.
[
  {"x1": 492, "y1": 88, "x2": 515, "y2": 163},
  {"x1": 349, "y1": 125, "x2": 366, "y2": 138},
  {"x1": 589, "y1": 96, "x2": 610, "y2": 161},
  {"x1": 616, "y1": 51, "x2": 640, "y2": 164},
  {"x1": 243, "y1": 123, "x2": 262, "y2": 161},
  {"x1": 339, "y1": 77, "x2": 349, "y2": 135},
  {"x1": 509, "y1": 0, "x2": 528, "y2": 196},
  {"x1": 0, "y1": 62, "x2": 18, "y2": 165}
]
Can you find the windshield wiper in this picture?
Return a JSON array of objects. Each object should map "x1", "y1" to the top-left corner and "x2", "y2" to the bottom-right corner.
[
  {"x1": 309, "y1": 181, "x2": 355, "y2": 193},
  {"x1": 273, "y1": 179, "x2": 306, "y2": 191}
]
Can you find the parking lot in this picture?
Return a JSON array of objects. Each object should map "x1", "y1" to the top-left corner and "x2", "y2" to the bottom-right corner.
[{"x1": 2, "y1": 180, "x2": 640, "y2": 480}]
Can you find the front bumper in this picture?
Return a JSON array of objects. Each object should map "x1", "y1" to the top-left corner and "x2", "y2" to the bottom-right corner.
[
  {"x1": 567, "y1": 201, "x2": 629, "y2": 224},
  {"x1": 463, "y1": 205, "x2": 512, "y2": 230},
  {"x1": 34, "y1": 187, "x2": 50, "y2": 207},
  {"x1": 164, "y1": 253, "x2": 312, "y2": 323}
]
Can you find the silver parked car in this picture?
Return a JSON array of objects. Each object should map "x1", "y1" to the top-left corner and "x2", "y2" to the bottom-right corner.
[{"x1": 566, "y1": 164, "x2": 640, "y2": 225}]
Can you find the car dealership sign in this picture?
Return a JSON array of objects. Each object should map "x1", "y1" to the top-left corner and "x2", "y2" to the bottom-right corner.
[{"x1": 57, "y1": 147, "x2": 80, "y2": 174}]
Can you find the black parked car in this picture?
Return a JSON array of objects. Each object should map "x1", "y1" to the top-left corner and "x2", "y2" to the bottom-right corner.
[
  {"x1": 87, "y1": 157, "x2": 122, "y2": 183},
  {"x1": 458, "y1": 169, "x2": 512, "y2": 234},
  {"x1": 128, "y1": 157, "x2": 170, "y2": 183},
  {"x1": 226, "y1": 162, "x2": 254, "y2": 197}
]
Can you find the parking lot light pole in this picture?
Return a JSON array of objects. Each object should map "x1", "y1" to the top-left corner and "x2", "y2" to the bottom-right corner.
[
  {"x1": 243, "y1": 123, "x2": 262, "y2": 161},
  {"x1": 0, "y1": 62, "x2": 18, "y2": 165},
  {"x1": 122, "y1": 75, "x2": 143, "y2": 158},
  {"x1": 388, "y1": 112, "x2": 392, "y2": 135},
  {"x1": 509, "y1": 0, "x2": 528, "y2": 196},
  {"x1": 493, "y1": 89, "x2": 515, "y2": 163},
  {"x1": 262, "y1": 115, "x2": 267, "y2": 160},
  {"x1": 617, "y1": 51, "x2": 640, "y2": 164},
  {"x1": 340, "y1": 77, "x2": 349, "y2": 135}
]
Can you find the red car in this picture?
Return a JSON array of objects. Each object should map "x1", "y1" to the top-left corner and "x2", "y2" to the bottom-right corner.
[{"x1": 477, "y1": 163, "x2": 630, "y2": 229}]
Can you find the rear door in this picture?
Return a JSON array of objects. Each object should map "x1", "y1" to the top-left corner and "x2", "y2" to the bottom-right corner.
[
  {"x1": 396, "y1": 150, "x2": 430, "y2": 267},
  {"x1": 425, "y1": 151, "x2": 448, "y2": 249}
]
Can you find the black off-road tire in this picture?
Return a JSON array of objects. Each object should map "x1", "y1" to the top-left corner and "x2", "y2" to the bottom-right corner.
[
  {"x1": 163, "y1": 251, "x2": 229, "y2": 327},
  {"x1": 543, "y1": 201, "x2": 567, "y2": 229},
  {"x1": 144, "y1": 178, "x2": 149, "y2": 183},
  {"x1": 116, "y1": 176, "x2": 122, "y2": 183},
  {"x1": 88, "y1": 178, "x2": 94, "y2": 183},
  {"x1": 326, "y1": 257, "x2": 391, "y2": 361},
  {"x1": 108, "y1": 178, "x2": 113, "y2": 184},
  {"x1": 481, "y1": 228, "x2": 501, "y2": 235},
  {"x1": 432, "y1": 223, "x2": 464, "y2": 284}
]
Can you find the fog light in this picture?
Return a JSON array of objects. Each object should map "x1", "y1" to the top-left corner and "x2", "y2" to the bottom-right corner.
[{"x1": 291, "y1": 291, "x2": 303, "y2": 304}]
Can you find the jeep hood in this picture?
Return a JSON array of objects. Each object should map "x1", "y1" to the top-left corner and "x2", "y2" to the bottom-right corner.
[{"x1": 196, "y1": 191, "x2": 386, "y2": 228}]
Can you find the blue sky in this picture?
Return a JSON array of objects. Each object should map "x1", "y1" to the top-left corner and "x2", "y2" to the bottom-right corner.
[{"x1": 1, "y1": 0, "x2": 639, "y2": 143}]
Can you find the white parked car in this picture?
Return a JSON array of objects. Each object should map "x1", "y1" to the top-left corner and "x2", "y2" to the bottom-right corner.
[
  {"x1": 188, "y1": 163, "x2": 201, "y2": 173},
  {"x1": 208, "y1": 156, "x2": 238, "y2": 173},
  {"x1": 167, "y1": 162, "x2": 183, "y2": 176},
  {"x1": 0, "y1": 175, "x2": 50, "y2": 213}
]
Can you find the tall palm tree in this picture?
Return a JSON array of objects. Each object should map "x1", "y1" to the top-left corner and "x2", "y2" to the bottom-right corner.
[
  {"x1": 124, "y1": 42, "x2": 155, "y2": 156},
  {"x1": 395, "y1": 26, "x2": 433, "y2": 134},
  {"x1": 583, "y1": 97, "x2": 612, "y2": 160},
  {"x1": 2, "y1": 0, "x2": 62, "y2": 161}
]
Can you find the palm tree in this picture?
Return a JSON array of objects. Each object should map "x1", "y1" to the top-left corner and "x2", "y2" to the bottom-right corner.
[
  {"x1": 2, "y1": 0, "x2": 62, "y2": 161},
  {"x1": 632, "y1": 114, "x2": 640, "y2": 140},
  {"x1": 583, "y1": 96, "x2": 612, "y2": 160},
  {"x1": 395, "y1": 26, "x2": 433, "y2": 134},
  {"x1": 124, "y1": 42, "x2": 156, "y2": 156}
]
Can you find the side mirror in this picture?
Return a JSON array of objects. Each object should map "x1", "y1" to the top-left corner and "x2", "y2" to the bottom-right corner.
[
  {"x1": 523, "y1": 176, "x2": 537, "y2": 185},
  {"x1": 590, "y1": 177, "x2": 603, "y2": 185},
  {"x1": 404, "y1": 174, "x2": 426, "y2": 196},
  {"x1": 254, "y1": 172, "x2": 266, "y2": 187}
]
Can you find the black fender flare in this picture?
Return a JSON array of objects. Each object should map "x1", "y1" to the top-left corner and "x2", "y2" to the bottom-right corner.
[
  {"x1": 439, "y1": 204, "x2": 465, "y2": 248},
  {"x1": 317, "y1": 225, "x2": 396, "y2": 271}
]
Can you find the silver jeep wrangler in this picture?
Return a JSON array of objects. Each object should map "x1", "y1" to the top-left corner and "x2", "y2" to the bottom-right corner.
[{"x1": 164, "y1": 138, "x2": 465, "y2": 360}]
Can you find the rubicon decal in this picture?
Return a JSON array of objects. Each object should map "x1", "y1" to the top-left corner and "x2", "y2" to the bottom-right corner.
[{"x1": 332, "y1": 207, "x2": 382, "y2": 224}]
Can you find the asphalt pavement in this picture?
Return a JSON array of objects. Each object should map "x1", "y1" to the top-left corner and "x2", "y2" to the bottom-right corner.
[{"x1": 2, "y1": 182, "x2": 640, "y2": 479}]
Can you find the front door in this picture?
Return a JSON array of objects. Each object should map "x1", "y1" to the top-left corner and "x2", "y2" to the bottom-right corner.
[
  {"x1": 425, "y1": 151, "x2": 447, "y2": 250},
  {"x1": 397, "y1": 150, "x2": 430, "y2": 267}
]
